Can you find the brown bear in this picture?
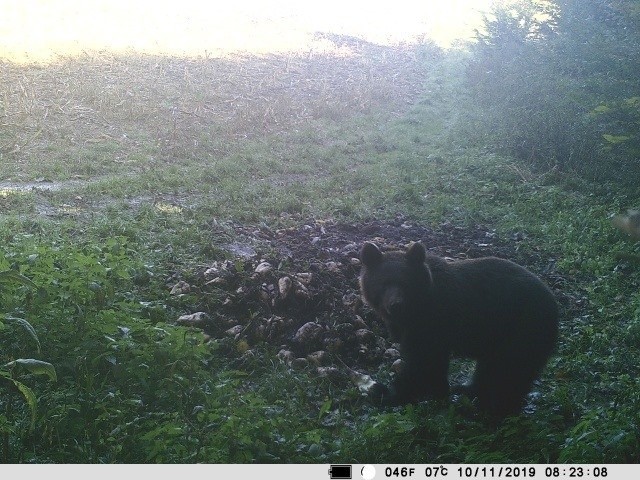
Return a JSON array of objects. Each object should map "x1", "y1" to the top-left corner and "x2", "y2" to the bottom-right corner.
[{"x1": 359, "y1": 241, "x2": 558, "y2": 416}]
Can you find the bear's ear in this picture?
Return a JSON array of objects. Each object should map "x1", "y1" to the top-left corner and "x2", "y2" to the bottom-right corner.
[
  {"x1": 361, "y1": 242, "x2": 383, "y2": 267},
  {"x1": 406, "y1": 242, "x2": 426, "y2": 265}
]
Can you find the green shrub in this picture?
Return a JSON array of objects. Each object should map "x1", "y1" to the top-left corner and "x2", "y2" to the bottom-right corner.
[{"x1": 466, "y1": 0, "x2": 640, "y2": 180}]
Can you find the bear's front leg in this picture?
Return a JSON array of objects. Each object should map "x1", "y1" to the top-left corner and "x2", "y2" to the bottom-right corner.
[
  {"x1": 369, "y1": 355, "x2": 450, "y2": 406},
  {"x1": 367, "y1": 381, "x2": 399, "y2": 406}
]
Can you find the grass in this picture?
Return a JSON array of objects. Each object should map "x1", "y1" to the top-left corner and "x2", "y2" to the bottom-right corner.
[{"x1": 2, "y1": 40, "x2": 640, "y2": 463}]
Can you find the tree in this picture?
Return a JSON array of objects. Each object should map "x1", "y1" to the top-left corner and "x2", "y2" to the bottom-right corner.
[{"x1": 467, "y1": 0, "x2": 640, "y2": 179}]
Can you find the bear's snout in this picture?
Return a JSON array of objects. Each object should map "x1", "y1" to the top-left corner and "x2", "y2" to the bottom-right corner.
[{"x1": 382, "y1": 286, "x2": 405, "y2": 317}]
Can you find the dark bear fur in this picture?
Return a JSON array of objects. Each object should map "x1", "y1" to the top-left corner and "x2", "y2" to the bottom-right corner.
[{"x1": 359, "y1": 241, "x2": 558, "y2": 417}]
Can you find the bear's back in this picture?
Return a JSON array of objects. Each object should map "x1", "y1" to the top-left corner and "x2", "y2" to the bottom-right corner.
[{"x1": 431, "y1": 256, "x2": 558, "y2": 359}]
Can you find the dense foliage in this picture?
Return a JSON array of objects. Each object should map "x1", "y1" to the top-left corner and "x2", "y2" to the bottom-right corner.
[{"x1": 467, "y1": 0, "x2": 640, "y2": 180}]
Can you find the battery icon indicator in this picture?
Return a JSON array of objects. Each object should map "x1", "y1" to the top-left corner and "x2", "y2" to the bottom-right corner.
[{"x1": 328, "y1": 465, "x2": 352, "y2": 479}]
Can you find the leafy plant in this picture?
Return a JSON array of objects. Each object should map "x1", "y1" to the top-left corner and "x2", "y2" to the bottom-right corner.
[{"x1": 0, "y1": 270, "x2": 56, "y2": 462}]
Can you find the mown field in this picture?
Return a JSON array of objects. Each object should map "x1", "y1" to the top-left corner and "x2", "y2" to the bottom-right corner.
[{"x1": 2, "y1": 34, "x2": 640, "y2": 463}]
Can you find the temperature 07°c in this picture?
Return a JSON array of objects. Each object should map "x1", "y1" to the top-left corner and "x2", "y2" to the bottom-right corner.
[
  {"x1": 425, "y1": 466, "x2": 448, "y2": 477},
  {"x1": 385, "y1": 467, "x2": 416, "y2": 477}
]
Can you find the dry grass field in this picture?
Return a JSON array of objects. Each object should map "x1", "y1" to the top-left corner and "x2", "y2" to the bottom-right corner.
[{"x1": 1, "y1": 38, "x2": 432, "y2": 183}]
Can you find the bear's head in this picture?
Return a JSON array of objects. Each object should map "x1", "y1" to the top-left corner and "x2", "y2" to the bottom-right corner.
[{"x1": 359, "y1": 242, "x2": 432, "y2": 341}]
